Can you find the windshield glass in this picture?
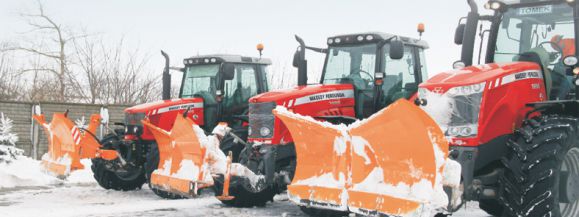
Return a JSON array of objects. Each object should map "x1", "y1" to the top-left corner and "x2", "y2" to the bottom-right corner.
[
  {"x1": 495, "y1": 3, "x2": 574, "y2": 67},
  {"x1": 180, "y1": 64, "x2": 219, "y2": 99},
  {"x1": 322, "y1": 44, "x2": 377, "y2": 89}
]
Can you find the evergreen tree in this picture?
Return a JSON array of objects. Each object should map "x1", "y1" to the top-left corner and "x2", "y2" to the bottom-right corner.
[{"x1": 0, "y1": 112, "x2": 22, "y2": 163}]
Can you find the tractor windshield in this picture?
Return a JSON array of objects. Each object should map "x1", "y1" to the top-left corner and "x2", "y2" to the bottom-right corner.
[
  {"x1": 495, "y1": 3, "x2": 574, "y2": 67},
  {"x1": 180, "y1": 64, "x2": 219, "y2": 99},
  {"x1": 322, "y1": 44, "x2": 377, "y2": 90}
]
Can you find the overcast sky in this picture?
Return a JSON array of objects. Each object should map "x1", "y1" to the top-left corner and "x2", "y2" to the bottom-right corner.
[{"x1": 0, "y1": 0, "x2": 490, "y2": 86}]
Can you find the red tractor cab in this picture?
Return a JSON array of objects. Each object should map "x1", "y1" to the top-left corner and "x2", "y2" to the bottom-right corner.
[
  {"x1": 418, "y1": 1, "x2": 579, "y2": 216},
  {"x1": 91, "y1": 53, "x2": 271, "y2": 195},
  {"x1": 214, "y1": 32, "x2": 430, "y2": 207}
]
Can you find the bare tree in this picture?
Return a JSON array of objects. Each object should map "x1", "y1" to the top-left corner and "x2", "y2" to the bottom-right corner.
[
  {"x1": 73, "y1": 37, "x2": 160, "y2": 104},
  {"x1": 2, "y1": 1, "x2": 88, "y2": 102},
  {"x1": 0, "y1": 45, "x2": 23, "y2": 101},
  {"x1": 0, "y1": 1, "x2": 162, "y2": 105}
]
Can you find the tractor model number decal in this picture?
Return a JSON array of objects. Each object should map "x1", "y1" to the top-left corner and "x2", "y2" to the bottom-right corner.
[
  {"x1": 283, "y1": 90, "x2": 354, "y2": 107},
  {"x1": 518, "y1": 5, "x2": 552, "y2": 16},
  {"x1": 149, "y1": 102, "x2": 204, "y2": 115},
  {"x1": 500, "y1": 70, "x2": 543, "y2": 86}
]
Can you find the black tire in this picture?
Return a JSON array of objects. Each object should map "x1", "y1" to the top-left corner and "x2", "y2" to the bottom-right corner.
[
  {"x1": 213, "y1": 146, "x2": 277, "y2": 207},
  {"x1": 91, "y1": 134, "x2": 146, "y2": 191},
  {"x1": 213, "y1": 175, "x2": 276, "y2": 207},
  {"x1": 478, "y1": 199, "x2": 503, "y2": 216},
  {"x1": 144, "y1": 142, "x2": 185, "y2": 199},
  {"x1": 499, "y1": 115, "x2": 579, "y2": 217},
  {"x1": 299, "y1": 206, "x2": 349, "y2": 217}
]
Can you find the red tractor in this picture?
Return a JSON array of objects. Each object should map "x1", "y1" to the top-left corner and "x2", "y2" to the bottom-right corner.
[
  {"x1": 416, "y1": 0, "x2": 579, "y2": 216},
  {"x1": 90, "y1": 52, "x2": 271, "y2": 198},
  {"x1": 213, "y1": 31, "x2": 430, "y2": 207}
]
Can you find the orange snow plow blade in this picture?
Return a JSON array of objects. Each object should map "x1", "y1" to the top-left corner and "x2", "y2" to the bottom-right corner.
[
  {"x1": 142, "y1": 114, "x2": 214, "y2": 197},
  {"x1": 275, "y1": 99, "x2": 449, "y2": 216},
  {"x1": 33, "y1": 113, "x2": 114, "y2": 178},
  {"x1": 275, "y1": 111, "x2": 349, "y2": 210}
]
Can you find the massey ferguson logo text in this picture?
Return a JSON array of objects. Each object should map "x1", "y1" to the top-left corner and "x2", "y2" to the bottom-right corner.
[
  {"x1": 515, "y1": 71, "x2": 541, "y2": 80},
  {"x1": 168, "y1": 104, "x2": 197, "y2": 111},
  {"x1": 309, "y1": 92, "x2": 346, "y2": 101}
]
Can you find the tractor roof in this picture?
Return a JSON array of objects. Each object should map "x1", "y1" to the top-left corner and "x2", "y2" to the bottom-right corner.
[
  {"x1": 328, "y1": 32, "x2": 429, "y2": 49},
  {"x1": 183, "y1": 54, "x2": 272, "y2": 66}
]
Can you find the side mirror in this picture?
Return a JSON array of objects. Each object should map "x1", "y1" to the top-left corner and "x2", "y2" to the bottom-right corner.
[
  {"x1": 222, "y1": 63, "x2": 235, "y2": 80},
  {"x1": 404, "y1": 83, "x2": 418, "y2": 91},
  {"x1": 389, "y1": 40, "x2": 404, "y2": 60},
  {"x1": 292, "y1": 49, "x2": 300, "y2": 68},
  {"x1": 455, "y1": 24, "x2": 466, "y2": 45}
]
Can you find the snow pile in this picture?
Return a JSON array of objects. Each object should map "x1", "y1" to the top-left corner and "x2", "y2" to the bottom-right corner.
[
  {"x1": 66, "y1": 159, "x2": 96, "y2": 184},
  {"x1": 0, "y1": 156, "x2": 96, "y2": 189},
  {"x1": 0, "y1": 155, "x2": 60, "y2": 188}
]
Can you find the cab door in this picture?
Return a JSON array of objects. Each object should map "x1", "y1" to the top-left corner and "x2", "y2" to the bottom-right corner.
[
  {"x1": 378, "y1": 46, "x2": 425, "y2": 109},
  {"x1": 221, "y1": 64, "x2": 260, "y2": 127}
]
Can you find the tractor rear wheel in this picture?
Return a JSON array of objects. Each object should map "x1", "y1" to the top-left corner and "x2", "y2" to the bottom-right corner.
[
  {"x1": 144, "y1": 142, "x2": 184, "y2": 199},
  {"x1": 500, "y1": 115, "x2": 579, "y2": 217},
  {"x1": 91, "y1": 134, "x2": 146, "y2": 191}
]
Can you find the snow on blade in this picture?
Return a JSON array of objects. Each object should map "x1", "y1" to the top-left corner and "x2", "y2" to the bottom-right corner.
[{"x1": 173, "y1": 159, "x2": 200, "y2": 181}]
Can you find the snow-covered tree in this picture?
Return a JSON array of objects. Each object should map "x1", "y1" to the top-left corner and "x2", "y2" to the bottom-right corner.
[
  {"x1": 75, "y1": 116, "x2": 88, "y2": 129},
  {"x1": 0, "y1": 112, "x2": 23, "y2": 163}
]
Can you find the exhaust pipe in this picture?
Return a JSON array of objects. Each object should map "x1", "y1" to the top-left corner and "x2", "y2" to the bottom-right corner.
[
  {"x1": 294, "y1": 35, "x2": 308, "y2": 86},
  {"x1": 161, "y1": 50, "x2": 171, "y2": 100},
  {"x1": 461, "y1": 0, "x2": 480, "y2": 67}
]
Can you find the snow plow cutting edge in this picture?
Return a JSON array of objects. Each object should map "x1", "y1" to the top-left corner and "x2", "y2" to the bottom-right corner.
[{"x1": 274, "y1": 99, "x2": 459, "y2": 216}]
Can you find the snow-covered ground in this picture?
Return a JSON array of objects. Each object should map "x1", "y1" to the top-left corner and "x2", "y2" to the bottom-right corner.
[
  {"x1": 0, "y1": 183, "x2": 490, "y2": 217},
  {"x1": 0, "y1": 157, "x2": 491, "y2": 217}
]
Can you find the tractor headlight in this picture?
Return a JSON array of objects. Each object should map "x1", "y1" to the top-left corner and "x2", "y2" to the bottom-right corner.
[
  {"x1": 447, "y1": 82, "x2": 486, "y2": 96},
  {"x1": 260, "y1": 127, "x2": 271, "y2": 137},
  {"x1": 447, "y1": 125, "x2": 478, "y2": 138}
]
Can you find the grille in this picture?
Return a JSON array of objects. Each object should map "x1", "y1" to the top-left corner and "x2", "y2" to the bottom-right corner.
[
  {"x1": 248, "y1": 102, "x2": 276, "y2": 138},
  {"x1": 125, "y1": 112, "x2": 146, "y2": 126}
]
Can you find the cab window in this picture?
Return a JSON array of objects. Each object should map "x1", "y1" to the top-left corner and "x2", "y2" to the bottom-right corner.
[{"x1": 322, "y1": 44, "x2": 377, "y2": 90}]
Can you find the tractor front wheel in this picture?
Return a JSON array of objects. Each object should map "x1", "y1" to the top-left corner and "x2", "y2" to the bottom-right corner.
[
  {"x1": 92, "y1": 134, "x2": 146, "y2": 191},
  {"x1": 500, "y1": 115, "x2": 579, "y2": 217}
]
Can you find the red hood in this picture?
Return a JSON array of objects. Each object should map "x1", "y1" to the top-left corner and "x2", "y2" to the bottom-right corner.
[
  {"x1": 125, "y1": 98, "x2": 204, "y2": 114},
  {"x1": 250, "y1": 84, "x2": 354, "y2": 104},
  {"x1": 421, "y1": 62, "x2": 542, "y2": 90}
]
